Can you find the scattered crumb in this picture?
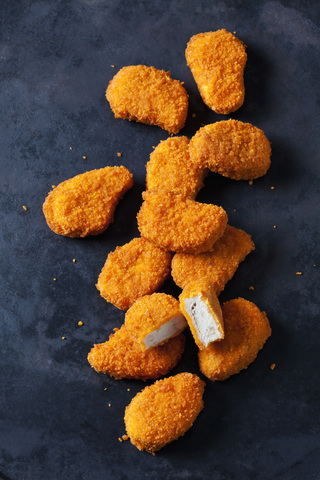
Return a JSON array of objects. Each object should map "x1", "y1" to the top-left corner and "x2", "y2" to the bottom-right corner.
[
  {"x1": 313, "y1": 264, "x2": 316, "y2": 267},
  {"x1": 270, "y1": 363, "x2": 276, "y2": 370},
  {"x1": 78, "y1": 321, "x2": 83, "y2": 326},
  {"x1": 248, "y1": 180, "x2": 253, "y2": 185},
  {"x1": 73, "y1": 259, "x2": 76, "y2": 263},
  {"x1": 113, "y1": 327, "x2": 119, "y2": 332},
  {"x1": 118, "y1": 437, "x2": 123, "y2": 442},
  {"x1": 296, "y1": 271, "x2": 302, "y2": 275},
  {"x1": 108, "y1": 403, "x2": 112, "y2": 407},
  {"x1": 22, "y1": 205, "x2": 28, "y2": 211},
  {"x1": 233, "y1": 31, "x2": 237, "y2": 34},
  {"x1": 127, "y1": 388, "x2": 130, "y2": 391},
  {"x1": 70, "y1": 147, "x2": 73, "y2": 150},
  {"x1": 271, "y1": 186, "x2": 275, "y2": 190},
  {"x1": 233, "y1": 209, "x2": 236, "y2": 212},
  {"x1": 52, "y1": 185, "x2": 56, "y2": 189},
  {"x1": 117, "y1": 152, "x2": 122, "y2": 157},
  {"x1": 53, "y1": 278, "x2": 57, "y2": 281},
  {"x1": 122, "y1": 434, "x2": 129, "y2": 441},
  {"x1": 83, "y1": 156, "x2": 87, "y2": 159},
  {"x1": 104, "y1": 387, "x2": 108, "y2": 391},
  {"x1": 273, "y1": 225, "x2": 277, "y2": 229},
  {"x1": 249, "y1": 286, "x2": 255, "y2": 291},
  {"x1": 192, "y1": 113, "x2": 196, "y2": 118},
  {"x1": 61, "y1": 336, "x2": 66, "y2": 340},
  {"x1": 111, "y1": 65, "x2": 115, "y2": 68}
]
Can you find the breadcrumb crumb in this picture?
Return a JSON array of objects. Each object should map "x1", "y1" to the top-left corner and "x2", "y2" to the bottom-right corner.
[
  {"x1": 117, "y1": 152, "x2": 122, "y2": 157},
  {"x1": 296, "y1": 271, "x2": 302, "y2": 275},
  {"x1": 83, "y1": 156, "x2": 87, "y2": 159},
  {"x1": 22, "y1": 205, "x2": 28, "y2": 211},
  {"x1": 61, "y1": 336, "x2": 66, "y2": 340},
  {"x1": 78, "y1": 321, "x2": 83, "y2": 326},
  {"x1": 122, "y1": 434, "x2": 129, "y2": 441},
  {"x1": 249, "y1": 286, "x2": 255, "y2": 290},
  {"x1": 73, "y1": 259, "x2": 76, "y2": 263},
  {"x1": 271, "y1": 186, "x2": 275, "y2": 190},
  {"x1": 53, "y1": 278, "x2": 57, "y2": 281},
  {"x1": 270, "y1": 363, "x2": 276, "y2": 370}
]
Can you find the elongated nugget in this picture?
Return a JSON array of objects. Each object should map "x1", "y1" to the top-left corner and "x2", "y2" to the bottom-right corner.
[
  {"x1": 172, "y1": 225, "x2": 255, "y2": 292},
  {"x1": 106, "y1": 65, "x2": 188, "y2": 134},
  {"x1": 190, "y1": 120, "x2": 271, "y2": 180},
  {"x1": 198, "y1": 298, "x2": 271, "y2": 381},
  {"x1": 137, "y1": 190, "x2": 228, "y2": 254},
  {"x1": 87, "y1": 325, "x2": 185, "y2": 380},
  {"x1": 185, "y1": 29, "x2": 247, "y2": 114},
  {"x1": 96, "y1": 237, "x2": 172, "y2": 310},
  {"x1": 146, "y1": 136, "x2": 207, "y2": 199},
  {"x1": 43, "y1": 166, "x2": 133, "y2": 237},
  {"x1": 124, "y1": 372, "x2": 205, "y2": 453}
]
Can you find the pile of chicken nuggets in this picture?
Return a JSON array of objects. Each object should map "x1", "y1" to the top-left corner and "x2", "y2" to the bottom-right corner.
[{"x1": 43, "y1": 29, "x2": 272, "y2": 454}]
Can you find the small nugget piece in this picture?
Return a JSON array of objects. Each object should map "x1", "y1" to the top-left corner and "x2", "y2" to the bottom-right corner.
[
  {"x1": 179, "y1": 278, "x2": 224, "y2": 349},
  {"x1": 87, "y1": 325, "x2": 185, "y2": 380},
  {"x1": 125, "y1": 293, "x2": 187, "y2": 350},
  {"x1": 43, "y1": 166, "x2": 133, "y2": 237},
  {"x1": 106, "y1": 65, "x2": 188, "y2": 134},
  {"x1": 96, "y1": 237, "x2": 172, "y2": 310},
  {"x1": 198, "y1": 298, "x2": 271, "y2": 381},
  {"x1": 172, "y1": 225, "x2": 255, "y2": 292},
  {"x1": 185, "y1": 29, "x2": 247, "y2": 114},
  {"x1": 146, "y1": 136, "x2": 207, "y2": 199},
  {"x1": 124, "y1": 372, "x2": 205, "y2": 453},
  {"x1": 137, "y1": 190, "x2": 228, "y2": 254},
  {"x1": 190, "y1": 120, "x2": 271, "y2": 180}
]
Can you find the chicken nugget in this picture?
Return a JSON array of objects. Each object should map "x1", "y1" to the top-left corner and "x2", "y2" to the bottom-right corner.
[
  {"x1": 179, "y1": 278, "x2": 224, "y2": 349},
  {"x1": 124, "y1": 372, "x2": 205, "y2": 453},
  {"x1": 198, "y1": 298, "x2": 271, "y2": 381},
  {"x1": 190, "y1": 119, "x2": 271, "y2": 180},
  {"x1": 185, "y1": 29, "x2": 247, "y2": 114},
  {"x1": 124, "y1": 293, "x2": 187, "y2": 350},
  {"x1": 106, "y1": 65, "x2": 188, "y2": 134},
  {"x1": 43, "y1": 166, "x2": 133, "y2": 237},
  {"x1": 146, "y1": 136, "x2": 207, "y2": 199},
  {"x1": 96, "y1": 237, "x2": 172, "y2": 310},
  {"x1": 87, "y1": 324, "x2": 185, "y2": 380},
  {"x1": 137, "y1": 190, "x2": 228, "y2": 254},
  {"x1": 172, "y1": 225, "x2": 254, "y2": 292}
]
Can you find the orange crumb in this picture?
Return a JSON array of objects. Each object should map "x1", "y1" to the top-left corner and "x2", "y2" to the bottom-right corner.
[
  {"x1": 53, "y1": 278, "x2": 57, "y2": 281},
  {"x1": 249, "y1": 286, "x2": 254, "y2": 290},
  {"x1": 22, "y1": 205, "x2": 28, "y2": 211},
  {"x1": 111, "y1": 65, "x2": 115, "y2": 68},
  {"x1": 108, "y1": 403, "x2": 112, "y2": 407},
  {"x1": 73, "y1": 259, "x2": 76, "y2": 263},
  {"x1": 61, "y1": 336, "x2": 66, "y2": 340},
  {"x1": 248, "y1": 180, "x2": 253, "y2": 185},
  {"x1": 273, "y1": 226, "x2": 277, "y2": 229},
  {"x1": 117, "y1": 152, "x2": 122, "y2": 157},
  {"x1": 122, "y1": 434, "x2": 129, "y2": 441},
  {"x1": 271, "y1": 186, "x2": 275, "y2": 190},
  {"x1": 104, "y1": 387, "x2": 108, "y2": 391},
  {"x1": 296, "y1": 271, "x2": 302, "y2": 275},
  {"x1": 78, "y1": 321, "x2": 83, "y2": 326},
  {"x1": 127, "y1": 388, "x2": 130, "y2": 391},
  {"x1": 270, "y1": 363, "x2": 276, "y2": 370},
  {"x1": 113, "y1": 327, "x2": 119, "y2": 332},
  {"x1": 83, "y1": 156, "x2": 87, "y2": 159},
  {"x1": 192, "y1": 113, "x2": 196, "y2": 118},
  {"x1": 69, "y1": 147, "x2": 72, "y2": 150},
  {"x1": 52, "y1": 185, "x2": 56, "y2": 189},
  {"x1": 118, "y1": 437, "x2": 123, "y2": 442}
]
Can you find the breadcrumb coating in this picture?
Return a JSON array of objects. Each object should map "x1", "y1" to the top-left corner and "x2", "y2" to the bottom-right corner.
[
  {"x1": 96, "y1": 237, "x2": 172, "y2": 310},
  {"x1": 172, "y1": 225, "x2": 254, "y2": 292},
  {"x1": 190, "y1": 120, "x2": 271, "y2": 180},
  {"x1": 106, "y1": 65, "x2": 188, "y2": 134},
  {"x1": 198, "y1": 298, "x2": 271, "y2": 381},
  {"x1": 124, "y1": 372, "x2": 205, "y2": 453},
  {"x1": 185, "y1": 29, "x2": 247, "y2": 114},
  {"x1": 87, "y1": 325, "x2": 185, "y2": 380},
  {"x1": 137, "y1": 190, "x2": 228, "y2": 254},
  {"x1": 43, "y1": 166, "x2": 133, "y2": 237}
]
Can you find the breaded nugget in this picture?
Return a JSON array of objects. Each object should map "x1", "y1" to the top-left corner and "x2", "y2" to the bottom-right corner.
[
  {"x1": 179, "y1": 278, "x2": 224, "y2": 349},
  {"x1": 185, "y1": 29, "x2": 247, "y2": 114},
  {"x1": 106, "y1": 65, "x2": 188, "y2": 134},
  {"x1": 96, "y1": 237, "x2": 172, "y2": 310},
  {"x1": 172, "y1": 225, "x2": 254, "y2": 292},
  {"x1": 43, "y1": 166, "x2": 133, "y2": 237},
  {"x1": 125, "y1": 293, "x2": 187, "y2": 350},
  {"x1": 87, "y1": 324, "x2": 185, "y2": 380},
  {"x1": 190, "y1": 120, "x2": 271, "y2": 180},
  {"x1": 124, "y1": 372, "x2": 205, "y2": 453},
  {"x1": 146, "y1": 136, "x2": 207, "y2": 199},
  {"x1": 137, "y1": 190, "x2": 228, "y2": 254},
  {"x1": 198, "y1": 298, "x2": 271, "y2": 381}
]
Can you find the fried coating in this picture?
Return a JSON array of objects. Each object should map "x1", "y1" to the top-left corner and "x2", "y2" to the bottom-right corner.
[
  {"x1": 87, "y1": 324, "x2": 185, "y2": 380},
  {"x1": 96, "y1": 237, "x2": 172, "y2": 310},
  {"x1": 124, "y1": 372, "x2": 205, "y2": 453},
  {"x1": 137, "y1": 190, "x2": 228, "y2": 254},
  {"x1": 106, "y1": 65, "x2": 188, "y2": 134},
  {"x1": 125, "y1": 293, "x2": 187, "y2": 350},
  {"x1": 198, "y1": 298, "x2": 271, "y2": 381},
  {"x1": 185, "y1": 29, "x2": 247, "y2": 114},
  {"x1": 43, "y1": 166, "x2": 133, "y2": 237},
  {"x1": 190, "y1": 120, "x2": 271, "y2": 180},
  {"x1": 146, "y1": 136, "x2": 207, "y2": 199},
  {"x1": 172, "y1": 225, "x2": 255, "y2": 292}
]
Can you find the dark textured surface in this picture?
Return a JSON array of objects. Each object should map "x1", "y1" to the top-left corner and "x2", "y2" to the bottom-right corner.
[{"x1": 1, "y1": 1, "x2": 320, "y2": 479}]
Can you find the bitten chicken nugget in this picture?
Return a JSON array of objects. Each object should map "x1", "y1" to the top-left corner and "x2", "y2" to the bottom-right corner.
[
  {"x1": 185, "y1": 29, "x2": 247, "y2": 114},
  {"x1": 198, "y1": 298, "x2": 271, "y2": 381},
  {"x1": 96, "y1": 237, "x2": 172, "y2": 310},
  {"x1": 137, "y1": 190, "x2": 228, "y2": 254},
  {"x1": 106, "y1": 65, "x2": 188, "y2": 134},
  {"x1": 179, "y1": 278, "x2": 224, "y2": 349},
  {"x1": 189, "y1": 120, "x2": 271, "y2": 180},
  {"x1": 172, "y1": 225, "x2": 255, "y2": 292},
  {"x1": 124, "y1": 372, "x2": 205, "y2": 453},
  {"x1": 87, "y1": 324, "x2": 185, "y2": 380},
  {"x1": 43, "y1": 166, "x2": 133, "y2": 237},
  {"x1": 125, "y1": 293, "x2": 187, "y2": 350},
  {"x1": 146, "y1": 136, "x2": 207, "y2": 199}
]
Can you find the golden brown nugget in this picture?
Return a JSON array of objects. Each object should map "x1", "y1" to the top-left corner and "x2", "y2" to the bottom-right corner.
[
  {"x1": 172, "y1": 225, "x2": 254, "y2": 292},
  {"x1": 137, "y1": 190, "x2": 228, "y2": 254},
  {"x1": 198, "y1": 298, "x2": 271, "y2": 381},
  {"x1": 124, "y1": 372, "x2": 205, "y2": 453},
  {"x1": 96, "y1": 237, "x2": 172, "y2": 310},
  {"x1": 125, "y1": 293, "x2": 187, "y2": 350},
  {"x1": 87, "y1": 324, "x2": 185, "y2": 380},
  {"x1": 43, "y1": 166, "x2": 133, "y2": 237},
  {"x1": 179, "y1": 278, "x2": 224, "y2": 349},
  {"x1": 106, "y1": 65, "x2": 188, "y2": 134},
  {"x1": 190, "y1": 120, "x2": 271, "y2": 180},
  {"x1": 146, "y1": 136, "x2": 207, "y2": 199},
  {"x1": 185, "y1": 29, "x2": 247, "y2": 114}
]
